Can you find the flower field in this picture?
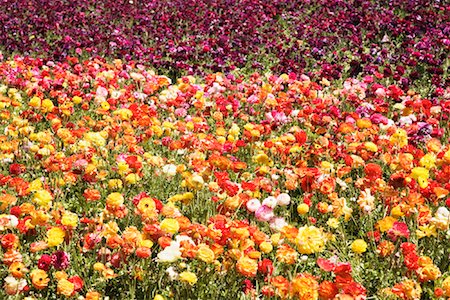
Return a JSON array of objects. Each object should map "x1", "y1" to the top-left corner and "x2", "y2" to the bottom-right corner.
[{"x1": 0, "y1": 1, "x2": 449, "y2": 300}]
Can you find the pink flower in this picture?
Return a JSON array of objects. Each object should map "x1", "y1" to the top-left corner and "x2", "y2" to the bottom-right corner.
[
  {"x1": 387, "y1": 222, "x2": 410, "y2": 241},
  {"x1": 255, "y1": 205, "x2": 274, "y2": 222}
]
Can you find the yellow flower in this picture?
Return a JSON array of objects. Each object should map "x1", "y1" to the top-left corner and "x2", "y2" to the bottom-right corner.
[
  {"x1": 416, "y1": 225, "x2": 437, "y2": 239},
  {"x1": 411, "y1": 167, "x2": 429, "y2": 188},
  {"x1": 93, "y1": 262, "x2": 106, "y2": 272},
  {"x1": 376, "y1": 216, "x2": 397, "y2": 232},
  {"x1": 351, "y1": 239, "x2": 368, "y2": 254},
  {"x1": 125, "y1": 173, "x2": 140, "y2": 184},
  {"x1": 295, "y1": 226, "x2": 326, "y2": 254},
  {"x1": 61, "y1": 212, "x2": 78, "y2": 228},
  {"x1": 137, "y1": 197, "x2": 157, "y2": 219},
  {"x1": 443, "y1": 277, "x2": 450, "y2": 297},
  {"x1": 253, "y1": 152, "x2": 273, "y2": 166},
  {"x1": 106, "y1": 193, "x2": 124, "y2": 208},
  {"x1": 390, "y1": 129, "x2": 408, "y2": 147},
  {"x1": 197, "y1": 245, "x2": 215, "y2": 263},
  {"x1": 140, "y1": 240, "x2": 154, "y2": 248},
  {"x1": 32, "y1": 190, "x2": 52, "y2": 208},
  {"x1": 326, "y1": 218, "x2": 340, "y2": 229},
  {"x1": 259, "y1": 241, "x2": 273, "y2": 254},
  {"x1": 364, "y1": 142, "x2": 378, "y2": 152},
  {"x1": 72, "y1": 96, "x2": 82, "y2": 104},
  {"x1": 297, "y1": 203, "x2": 309, "y2": 215},
  {"x1": 160, "y1": 218, "x2": 179, "y2": 235},
  {"x1": 29, "y1": 96, "x2": 41, "y2": 107},
  {"x1": 179, "y1": 271, "x2": 197, "y2": 285},
  {"x1": 41, "y1": 99, "x2": 54, "y2": 113},
  {"x1": 411, "y1": 167, "x2": 429, "y2": 180},
  {"x1": 113, "y1": 108, "x2": 133, "y2": 120},
  {"x1": 108, "y1": 179, "x2": 123, "y2": 190},
  {"x1": 47, "y1": 227, "x2": 65, "y2": 247},
  {"x1": 57, "y1": 278, "x2": 75, "y2": 297},
  {"x1": 419, "y1": 153, "x2": 436, "y2": 169}
]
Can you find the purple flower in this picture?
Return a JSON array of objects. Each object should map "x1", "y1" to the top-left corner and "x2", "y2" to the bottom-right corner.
[{"x1": 51, "y1": 250, "x2": 70, "y2": 270}]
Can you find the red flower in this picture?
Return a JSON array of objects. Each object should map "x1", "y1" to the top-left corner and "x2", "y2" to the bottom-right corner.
[
  {"x1": 258, "y1": 259, "x2": 274, "y2": 275},
  {"x1": 364, "y1": 163, "x2": 382, "y2": 180},
  {"x1": 388, "y1": 222, "x2": 410, "y2": 241}
]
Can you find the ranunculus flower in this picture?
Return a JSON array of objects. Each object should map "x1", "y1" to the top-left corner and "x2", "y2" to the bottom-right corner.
[
  {"x1": 30, "y1": 269, "x2": 50, "y2": 290},
  {"x1": 236, "y1": 256, "x2": 258, "y2": 277},
  {"x1": 246, "y1": 199, "x2": 261, "y2": 212},
  {"x1": 179, "y1": 271, "x2": 197, "y2": 285},
  {"x1": 47, "y1": 227, "x2": 65, "y2": 247},
  {"x1": 255, "y1": 205, "x2": 274, "y2": 222},
  {"x1": 351, "y1": 239, "x2": 368, "y2": 254},
  {"x1": 51, "y1": 251, "x2": 70, "y2": 270}
]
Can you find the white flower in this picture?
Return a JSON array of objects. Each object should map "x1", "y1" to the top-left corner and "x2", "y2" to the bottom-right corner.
[
  {"x1": 276, "y1": 193, "x2": 291, "y2": 206},
  {"x1": 0, "y1": 215, "x2": 18, "y2": 231},
  {"x1": 157, "y1": 242, "x2": 182, "y2": 263},
  {"x1": 262, "y1": 196, "x2": 278, "y2": 209},
  {"x1": 269, "y1": 217, "x2": 288, "y2": 231},
  {"x1": 246, "y1": 199, "x2": 261, "y2": 212},
  {"x1": 166, "y1": 267, "x2": 179, "y2": 281},
  {"x1": 162, "y1": 164, "x2": 177, "y2": 177}
]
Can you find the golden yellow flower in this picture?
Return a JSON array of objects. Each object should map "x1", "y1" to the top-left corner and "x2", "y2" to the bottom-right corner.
[
  {"x1": 179, "y1": 271, "x2": 197, "y2": 285},
  {"x1": 30, "y1": 269, "x2": 49, "y2": 290},
  {"x1": 108, "y1": 179, "x2": 123, "y2": 190},
  {"x1": 106, "y1": 192, "x2": 124, "y2": 208},
  {"x1": 297, "y1": 203, "x2": 309, "y2": 215},
  {"x1": 236, "y1": 256, "x2": 258, "y2": 277},
  {"x1": 376, "y1": 216, "x2": 397, "y2": 232},
  {"x1": 442, "y1": 277, "x2": 450, "y2": 296},
  {"x1": 47, "y1": 227, "x2": 65, "y2": 247},
  {"x1": 32, "y1": 190, "x2": 52, "y2": 208},
  {"x1": 61, "y1": 211, "x2": 78, "y2": 228},
  {"x1": 137, "y1": 197, "x2": 157, "y2": 219},
  {"x1": 295, "y1": 226, "x2": 326, "y2": 254},
  {"x1": 197, "y1": 245, "x2": 215, "y2": 263},
  {"x1": 259, "y1": 241, "x2": 273, "y2": 254},
  {"x1": 57, "y1": 278, "x2": 75, "y2": 297},
  {"x1": 350, "y1": 239, "x2": 368, "y2": 254},
  {"x1": 160, "y1": 218, "x2": 179, "y2": 235},
  {"x1": 419, "y1": 153, "x2": 436, "y2": 169}
]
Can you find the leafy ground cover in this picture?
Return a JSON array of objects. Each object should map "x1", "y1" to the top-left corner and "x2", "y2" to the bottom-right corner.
[{"x1": 0, "y1": 0, "x2": 450, "y2": 299}]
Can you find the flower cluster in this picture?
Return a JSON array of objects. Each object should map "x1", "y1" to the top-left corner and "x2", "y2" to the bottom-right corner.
[{"x1": 0, "y1": 56, "x2": 449, "y2": 299}]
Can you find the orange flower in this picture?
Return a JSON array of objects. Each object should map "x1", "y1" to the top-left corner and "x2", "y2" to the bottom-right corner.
[
  {"x1": 271, "y1": 276, "x2": 290, "y2": 298},
  {"x1": 0, "y1": 194, "x2": 17, "y2": 211},
  {"x1": 9, "y1": 262, "x2": 28, "y2": 278},
  {"x1": 291, "y1": 273, "x2": 319, "y2": 299},
  {"x1": 236, "y1": 256, "x2": 258, "y2": 277},
  {"x1": 83, "y1": 189, "x2": 101, "y2": 202},
  {"x1": 1, "y1": 233, "x2": 19, "y2": 249},
  {"x1": 86, "y1": 291, "x2": 101, "y2": 300},
  {"x1": 319, "y1": 177, "x2": 335, "y2": 195},
  {"x1": 318, "y1": 280, "x2": 338, "y2": 299},
  {"x1": 57, "y1": 278, "x2": 75, "y2": 297},
  {"x1": 30, "y1": 269, "x2": 50, "y2": 290},
  {"x1": 276, "y1": 244, "x2": 298, "y2": 264}
]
